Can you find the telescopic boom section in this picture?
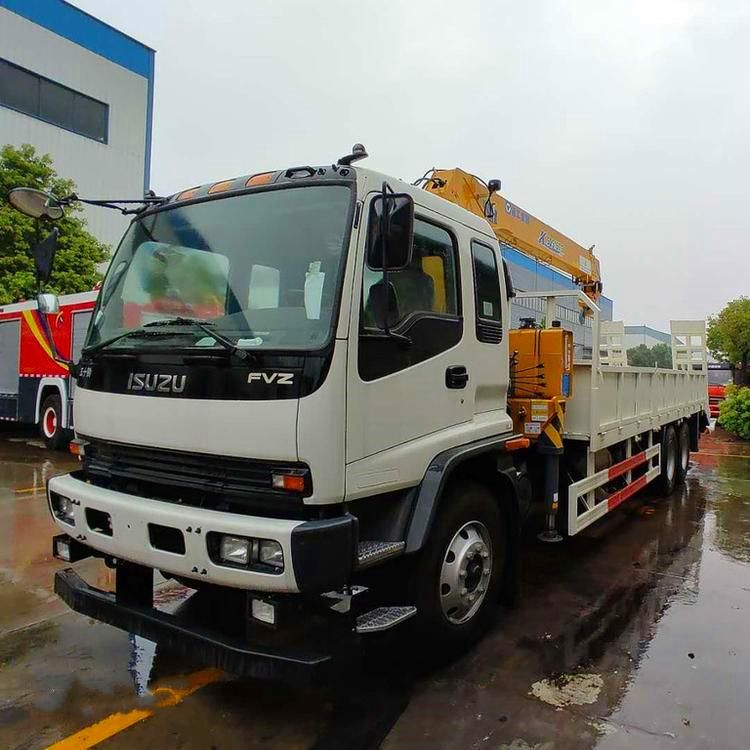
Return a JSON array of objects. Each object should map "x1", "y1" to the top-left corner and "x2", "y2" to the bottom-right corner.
[{"x1": 422, "y1": 168, "x2": 602, "y2": 303}]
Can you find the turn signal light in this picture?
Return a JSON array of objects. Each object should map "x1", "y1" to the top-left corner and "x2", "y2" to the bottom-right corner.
[
  {"x1": 272, "y1": 473, "x2": 306, "y2": 492},
  {"x1": 69, "y1": 438, "x2": 88, "y2": 459}
]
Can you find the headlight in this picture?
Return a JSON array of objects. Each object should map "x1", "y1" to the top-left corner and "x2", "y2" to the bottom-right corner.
[
  {"x1": 219, "y1": 535, "x2": 252, "y2": 566},
  {"x1": 55, "y1": 537, "x2": 71, "y2": 561},
  {"x1": 212, "y1": 534, "x2": 284, "y2": 573},
  {"x1": 259, "y1": 540, "x2": 284, "y2": 570},
  {"x1": 51, "y1": 493, "x2": 75, "y2": 525}
]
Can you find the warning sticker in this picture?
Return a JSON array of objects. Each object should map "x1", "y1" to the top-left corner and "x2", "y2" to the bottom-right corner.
[
  {"x1": 525, "y1": 422, "x2": 542, "y2": 435},
  {"x1": 531, "y1": 400, "x2": 549, "y2": 422}
]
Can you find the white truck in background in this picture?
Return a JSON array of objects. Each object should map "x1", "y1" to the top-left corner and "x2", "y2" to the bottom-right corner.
[{"x1": 8, "y1": 147, "x2": 709, "y2": 681}]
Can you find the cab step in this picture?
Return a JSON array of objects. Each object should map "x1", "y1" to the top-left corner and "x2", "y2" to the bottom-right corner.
[
  {"x1": 356, "y1": 540, "x2": 405, "y2": 570},
  {"x1": 355, "y1": 606, "x2": 417, "y2": 634}
]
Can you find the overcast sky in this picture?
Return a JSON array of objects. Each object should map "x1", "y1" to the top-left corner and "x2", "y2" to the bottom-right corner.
[{"x1": 73, "y1": 0, "x2": 749, "y2": 329}]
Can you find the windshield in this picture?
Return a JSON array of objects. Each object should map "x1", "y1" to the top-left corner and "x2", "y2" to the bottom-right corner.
[
  {"x1": 87, "y1": 184, "x2": 353, "y2": 352},
  {"x1": 708, "y1": 369, "x2": 733, "y2": 386}
]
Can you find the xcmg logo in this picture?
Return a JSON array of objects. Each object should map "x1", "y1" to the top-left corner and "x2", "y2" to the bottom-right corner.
[
  {"x1": 538, "y1": 231, "x2": 564, "y2": 255},
  {"x1": 505, "y1": 200, "x2": 530, "y2": 224},
  {"x1": 126, "y1": 373, "x2": 187, "y2": 393},
  {"x1": 247, "y1": 372, "x2": 295, "y2": 385}
]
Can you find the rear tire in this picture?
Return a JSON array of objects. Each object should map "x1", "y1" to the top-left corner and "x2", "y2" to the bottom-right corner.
[
  {"x1": 40, "y1": 393, "x2": 67, "y2": 451},
  {"x1": 408, "y1": 480, "x2": 506, "y2": 657},
  {"x1": 675, "y1": 421, "x2": 691, "y2": 485},
  {"x1": 656, "y1": 425, "x2": 678, "y2": 497}
]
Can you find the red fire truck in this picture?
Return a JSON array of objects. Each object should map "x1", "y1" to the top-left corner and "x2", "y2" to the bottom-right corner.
[
  {"x1": 707, "y1": 362, "x2": 734, "y2": 418},
  {"x1": 0, "y1": 291, "x2": 97, "y2": 448}
]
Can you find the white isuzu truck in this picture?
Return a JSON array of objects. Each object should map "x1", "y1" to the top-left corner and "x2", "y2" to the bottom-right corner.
[{"x1": 8, "y1": 147, "x2": 709, "y2": 681}]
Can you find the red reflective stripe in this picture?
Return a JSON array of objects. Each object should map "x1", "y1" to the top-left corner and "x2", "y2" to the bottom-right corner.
[
  {"x1": 607, "y1": 475, "x2": 648, "y2": 511},
  {"x1": 607, "y1": 451, "x2": 647, "y2": 481}
]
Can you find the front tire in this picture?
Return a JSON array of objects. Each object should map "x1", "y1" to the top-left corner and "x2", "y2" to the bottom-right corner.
[
  {"x1": 40, "y1": 393, "x2": 67, "y2": 451},
  {"x1": 410, "y1": 480, "x2": 506, "y2": 655},
  {"x1": 656, "y1": 425, "x2": 678, "y2": 497}
]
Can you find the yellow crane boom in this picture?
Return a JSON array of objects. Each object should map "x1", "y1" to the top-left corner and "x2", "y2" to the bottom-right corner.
[{"x1": 421, "y1": 168, "x2": 602, "y2": 303}]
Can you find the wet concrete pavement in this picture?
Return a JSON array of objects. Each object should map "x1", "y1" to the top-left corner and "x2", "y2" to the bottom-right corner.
[{"x1": 1, "y1": 426, "x2": 750, "y2": 749}]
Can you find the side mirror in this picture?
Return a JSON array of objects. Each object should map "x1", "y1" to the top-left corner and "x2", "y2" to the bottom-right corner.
[
  {"x1": 367, "y1": 191, "x2": 414, "y2": 271},
  {"x1": 366, "y1": 280, "x2": 400, "y2": 330},
  {"x1": 31, "y1": 227, "x2": 60, "y2": 285},
  {"x1": 37, "y1": 292, "x2": 60, "y2": 315},
  {"x1": 8, "y1": 187, "x2": 64, "y2": 220}
]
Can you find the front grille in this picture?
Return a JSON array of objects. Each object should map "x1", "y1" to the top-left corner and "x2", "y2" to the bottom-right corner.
[{"x1": 80, "y1": 437, "x2": 311, "y2": 519}]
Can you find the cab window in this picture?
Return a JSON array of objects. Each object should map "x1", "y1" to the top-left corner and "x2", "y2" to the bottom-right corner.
[{"x1": 358, "y1": 216, "x2": 462, "y2": 381}]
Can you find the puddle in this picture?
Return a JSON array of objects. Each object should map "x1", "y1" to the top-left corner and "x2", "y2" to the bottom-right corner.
[{"x1": 0, "y1": 620, "x2": 58, "y2": 667}]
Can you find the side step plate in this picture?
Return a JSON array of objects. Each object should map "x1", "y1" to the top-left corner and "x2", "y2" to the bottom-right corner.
[
  {"x1": 357, "y1": 541, "x2": 405, "y2": 570},
  {"x1": 356, "y1": 606, "x2": 417, "y2": 634}
]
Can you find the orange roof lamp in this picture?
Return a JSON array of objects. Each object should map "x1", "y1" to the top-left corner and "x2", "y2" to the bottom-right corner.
[{"x1": 421, "y1": 168, "x2": 602, "y2": 305}]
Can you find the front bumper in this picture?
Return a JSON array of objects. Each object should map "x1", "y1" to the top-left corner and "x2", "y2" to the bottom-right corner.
[
  {"x1": 48, "y1": 472, "x2": 356, "y2": 594},
  {"x1": 54, "y1": 568, "x2": 343, "y2": 683}
]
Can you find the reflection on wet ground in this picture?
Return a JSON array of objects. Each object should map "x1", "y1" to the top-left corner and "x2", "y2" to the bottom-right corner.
[{"x1": 1, "y1": 426, "x2": 749, "y2": 749}]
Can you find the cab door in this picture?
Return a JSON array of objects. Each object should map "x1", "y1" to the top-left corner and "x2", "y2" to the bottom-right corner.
[{"x1": 345, "y1": 198, "x2": 472, "y2": 483}]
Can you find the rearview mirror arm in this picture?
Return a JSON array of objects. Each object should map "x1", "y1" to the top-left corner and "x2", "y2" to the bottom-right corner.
[
  {"x1": 59, "y1": 194, "x2": 167, "y2": 216},
  {"x1": 380, "y1": 181, "x2": 392, "y2": 337},
  {"x1": 36, "y1": 308, "x2": 78, "y2": 377}
]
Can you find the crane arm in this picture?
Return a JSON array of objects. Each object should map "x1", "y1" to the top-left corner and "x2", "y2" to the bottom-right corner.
[{"x1": 421, "y1": 168, "x2": 602, "y2": 302}]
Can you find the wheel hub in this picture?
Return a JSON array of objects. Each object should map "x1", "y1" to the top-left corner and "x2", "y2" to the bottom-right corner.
[
  {"x1": 439, "y1": 521, "x2": 492, "y2": 625},
  {"x1": 43, "y1": 407, "x2": 57, "y2": 438}
]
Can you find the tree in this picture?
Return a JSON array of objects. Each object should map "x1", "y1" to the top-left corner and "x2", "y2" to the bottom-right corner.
[
  {"x1": 627, "y1": 344, "x2": 656, "y2": 367},
  {"x1": 0, "y1": 143, "x2": 108, "y2": 305},
  {"x1": 627, "y1": 342, "x2": 674, "y2": 368},
  {"x1": 718, "y1": 385, "x2": 750, "y2": 440},
  {"x1": 708, "y1": 297, "x2": 750, "y2": 385},
  {"x1": 651, "y1": 343, "x2": 673, "y2": 369}
]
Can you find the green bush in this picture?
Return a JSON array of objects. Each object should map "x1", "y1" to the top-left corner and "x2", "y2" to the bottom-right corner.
[{"x1": 718, "y1": 385, "x2": 750, "y2": 440}]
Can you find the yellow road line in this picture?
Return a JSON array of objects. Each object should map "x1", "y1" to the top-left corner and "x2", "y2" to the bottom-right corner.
[
  {"x1": 45, "y1": 668, "x2": 224, "y2": 750},
  {"x1": 14, "y1": 486, "x2": 46, "y2": 494}
]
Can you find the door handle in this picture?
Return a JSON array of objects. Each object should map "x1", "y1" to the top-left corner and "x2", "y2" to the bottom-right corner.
[{"x1": 446, "y1": 365, "x2": 469, "y2": 389}]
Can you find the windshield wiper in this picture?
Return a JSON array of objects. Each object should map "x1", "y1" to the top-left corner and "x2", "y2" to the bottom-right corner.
[
  {"x1": 83, "y1": 327, "x2": 174, "y2": 354},
  {"x1": 84, "y1": 317, "x2": 256, "y2": 362},
  {"x1": 142, "y1": 317, "x2": 256, "y2": 362}
]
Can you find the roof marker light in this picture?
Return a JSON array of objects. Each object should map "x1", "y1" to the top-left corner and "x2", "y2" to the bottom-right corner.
[
  {"x1": 245, "y1": 172, "x2": 274, "y2": 187},
  {"x1": 176, "y1": 187, "x2": 200, "y2": 202},
  {"x1": 208, "y1": 179, "x2": 235, "y2": 194}
]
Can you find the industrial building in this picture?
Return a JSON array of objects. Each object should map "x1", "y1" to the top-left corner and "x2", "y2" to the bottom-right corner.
[
  {"x1": 0, "y1": 0, "x2": 154, "y2": 250},
  {"x1": 623, "y1": 325, "x2": 671, "y2": 349}
]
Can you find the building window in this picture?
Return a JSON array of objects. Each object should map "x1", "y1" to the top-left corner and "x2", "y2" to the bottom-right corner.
[{"x1": 0, "y1": 59, "x2": 108, "y2": 143}]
